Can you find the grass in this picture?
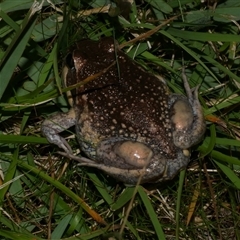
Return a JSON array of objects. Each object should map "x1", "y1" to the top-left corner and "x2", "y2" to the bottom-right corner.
[{"x1": 0, "y1": 0, "x2": 240, "y2": 239}]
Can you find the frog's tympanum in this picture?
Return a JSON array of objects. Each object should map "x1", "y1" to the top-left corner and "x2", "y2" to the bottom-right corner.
[{"x1": 42, "y1": 37, "x2": 206, "y2": 185}]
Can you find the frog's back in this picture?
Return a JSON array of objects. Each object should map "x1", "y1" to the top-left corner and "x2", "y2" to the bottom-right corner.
[{"x1": 66, "y1": 37, "x2": 176, "y2": 158}]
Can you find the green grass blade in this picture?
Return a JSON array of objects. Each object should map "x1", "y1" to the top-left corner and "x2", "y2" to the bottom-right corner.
[{"x1": 138, "y1": 186, "x2": 166, "y2": 240}]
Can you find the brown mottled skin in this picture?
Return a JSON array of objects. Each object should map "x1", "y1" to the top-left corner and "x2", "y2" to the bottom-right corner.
[{"x1": 42, "y1": 37, "x2": 206, "y2": 185}]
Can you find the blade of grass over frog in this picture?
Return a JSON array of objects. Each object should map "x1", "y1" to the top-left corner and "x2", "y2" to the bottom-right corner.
[
  {"x1": 62, "y1": 61, "x2": 117, "y2": 93},
  {"x1": 111, "y1": 187, "x2": 135, "y2": 211},
  {"x1": 205, "y1": 95, "x2": 240, "y2": 115},
  {"x1": 167, "y1": 28, "x2": 240, "y2": 42},
  {"x1": 138, "y1": 186, "x2": 166, "y2": 240},
  {"x1": 4, "y1": 63, "x2": 117, "y2": 108},
  {"x1": 0, "y1": 135, "x2": 48, "y2": 145},
  {"x1": 159, "y1": 30, "x2": 218, "y2": 81},
  {"x1": 214, "y1": 160, "x2": 240, "y2": 189},
  {"x1": 32, "y1": 60, "x2": 116, "y2": 106},
  {"x1": 0, "y1": 148, "x2": 19, "y2": 206},
  {"x1": 3, "y1": 156, "x2": 107, "y2": 225},
  {"x1": 175, "y1": 169, "x2": 186, "y2": 239},
  {"x1": 0, "y1": 229, "x2": 43, "y2": 240},
  {"x1": 0, "y1": 7, "x2": 38, "y2": 100}
]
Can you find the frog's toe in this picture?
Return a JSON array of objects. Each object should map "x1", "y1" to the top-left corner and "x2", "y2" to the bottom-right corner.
[{"x1": 42, "y1": 126, "x2": 73, "y2": 154}]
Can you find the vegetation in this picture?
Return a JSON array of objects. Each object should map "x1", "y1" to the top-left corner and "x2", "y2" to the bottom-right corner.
[{"x1": 0, "y1": 0, "x2": 240, "y2": 239}]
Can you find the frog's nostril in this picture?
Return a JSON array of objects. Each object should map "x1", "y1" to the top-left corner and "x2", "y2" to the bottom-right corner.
[{"x1": 114, "y1": 141, "x2": 153, "y2": 168}]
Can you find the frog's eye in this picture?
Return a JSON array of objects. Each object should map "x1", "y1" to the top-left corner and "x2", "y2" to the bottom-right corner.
[{"x1": 65, "y1": 53, "x2": 75, "y2": 70}]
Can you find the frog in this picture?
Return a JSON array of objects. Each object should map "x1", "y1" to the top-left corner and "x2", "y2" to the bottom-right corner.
[{"x1": 41, "y1": 37, "x2": 206, "y2": 185}]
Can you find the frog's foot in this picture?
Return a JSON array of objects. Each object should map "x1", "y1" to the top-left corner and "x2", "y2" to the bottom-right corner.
[
  {"x1": 41, "y1": 109, "x2": 76, "y2": 154},
  {"x1": 57, "y1": 151, "x2": 156, "y2": 185},
  {"x1": 169, "y1": 69, "x2": 206, "y2": 149},
  {"x1": 58, "y1": 151, "x2": 95, "y2": 164},
  {"x1": 42, "y1": 126, "x2": 73, "y2": 154},
  {"x1": 58, "y1": 145, "x2": 191, "y2": 185},
  {"x1": 58, "y1": 137, "x2": 155, "y2": 170}
]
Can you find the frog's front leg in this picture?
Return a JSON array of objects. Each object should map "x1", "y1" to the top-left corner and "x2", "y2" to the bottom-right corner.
[
  {"x1": 41, "y1": 108, "x2": 76, "y2": 154},
  {"x1": 169, "y1": 70, "x2": 206, "y2": 149}
]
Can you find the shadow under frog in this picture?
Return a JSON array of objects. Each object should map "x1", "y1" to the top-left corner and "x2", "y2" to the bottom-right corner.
[{"x1": 42, "y1": 37, "x2": 206, "y2": 185}]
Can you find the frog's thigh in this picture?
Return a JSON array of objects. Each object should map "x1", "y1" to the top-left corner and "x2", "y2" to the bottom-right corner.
[
  {"x1": 170, "y1": 91, "x2": 205, "y2": 149},
  {"x1": 171, "y1": 98, "x2": 194, "y2": 131},
  {"x1": 169, "y1": 95, "x2": 194, "y2": 148},
  {"x1": 41, "y1": 108, "x2": 76, "y2": 153},
  {"x1": 80, "y1": 151, "x2": 168, "y2": 184},
  {"x1": 97, "y1": 138, "x2": 153, "y2": 168}
]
